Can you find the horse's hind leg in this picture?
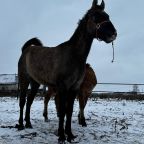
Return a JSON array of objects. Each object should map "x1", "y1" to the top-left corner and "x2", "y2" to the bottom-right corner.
[
  {"x1": 16, "y1": 76, "x2": 29, "y2": 130},
  {"x1": 43, "y1": 86, "x2": 54, "y2": 122},
  {"x1": 78, "y1": 91, "x2": 89, "y2": 127},
  {"x1": 25, "y1": 79, "x2": 40, "y2": 128},
  {"x1": 55, "y1": 93, "x2": 60, "y2": 117}
]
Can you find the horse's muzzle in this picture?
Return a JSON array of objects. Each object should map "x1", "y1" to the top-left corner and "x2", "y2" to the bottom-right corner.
[{"x1": 106, "y1": 31, "x2": 117, "y2": 43}]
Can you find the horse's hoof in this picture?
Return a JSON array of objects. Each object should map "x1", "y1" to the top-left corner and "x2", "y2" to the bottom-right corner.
[
  {"x1": 67, "y1": 135, "x2": 77, "y2": 143},
  {"x1": 44, "y1": 118, "x2": 50, "y2": 122},
  {"x1": 58, "y1": 135, "x2": 66, "y2": 144},
  {"x1": 79, "y1": 118, "x2": 87, "y2": 127},
  {"x1": 81, "y1": 122, "x2": 87, "y2": 127},
  {"x1": 15, "y1": 124, "x2": 25, "y2": 130},
  {"x1": 25, "y1": 123, "x2": 33, "y2": 129},
  {"x1": 58, "y1": 140, "x2": 66, "y2": 144},
  {"x1": 58, "y1": 139, "x2": 66, "y2": 144},
  {"x1": 67, "y1": 133, "x2": 77, "y2": 143}
]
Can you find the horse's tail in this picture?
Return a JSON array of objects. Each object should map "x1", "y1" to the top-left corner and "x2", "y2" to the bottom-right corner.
[{"x1": 21, "y1": 37, "x2": 43, "y2": 53}]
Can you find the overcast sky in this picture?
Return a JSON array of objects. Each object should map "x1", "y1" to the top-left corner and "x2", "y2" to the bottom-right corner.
[{"x1": 0, "y1": 0, "x2": 144, "y2": 91}]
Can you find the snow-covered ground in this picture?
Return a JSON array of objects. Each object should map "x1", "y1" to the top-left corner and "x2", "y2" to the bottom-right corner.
[{"x1": 0, "y1": 97, "x2": 144, "y2": 144}]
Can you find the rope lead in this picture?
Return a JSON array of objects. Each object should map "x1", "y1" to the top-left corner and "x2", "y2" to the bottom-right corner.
[{"x1": 111, "y1": 41, "x2": 115, "y2": 63}]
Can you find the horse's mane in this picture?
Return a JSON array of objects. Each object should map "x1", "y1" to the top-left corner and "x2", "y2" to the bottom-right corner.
[
  {"x1": 69, "y1": 10, "x2": 90, "y2": 43},
  {"x1": 69, "y1": 8, "x2": 99, "y2": 43},
  {"x1": 21, "y1": 37, "x2": 43, "y2": 53}
]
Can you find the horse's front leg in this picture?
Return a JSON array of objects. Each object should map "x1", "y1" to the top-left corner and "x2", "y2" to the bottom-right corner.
[
  {"x1": 65, "y1": 90, "x2": 78, "y2": 143},
  {"x1": 57, "y1": 83, "x2": 67, "y2": 143}
]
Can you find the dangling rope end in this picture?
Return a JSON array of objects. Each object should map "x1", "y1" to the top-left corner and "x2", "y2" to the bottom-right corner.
[{"x1": 111, "y1": 41, "x2": 115, "y2": 63}]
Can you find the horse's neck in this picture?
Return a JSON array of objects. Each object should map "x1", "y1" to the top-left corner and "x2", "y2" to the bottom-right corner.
[{"x1": 68, "y1": 22, "x2": 94, "y2": 62}]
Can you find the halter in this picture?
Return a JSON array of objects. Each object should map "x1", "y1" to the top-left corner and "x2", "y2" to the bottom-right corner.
[
  {"x1": 95, "y1": 20, "x2": 115, "y2": 63},
  {"x1": 95, "y1": 20, "x2": 110, "y2": 39}
]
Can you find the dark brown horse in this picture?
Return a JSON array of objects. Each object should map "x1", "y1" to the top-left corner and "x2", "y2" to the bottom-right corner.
[
  {"x1": 43, "y1": 63, "x2": 97, "y2": 127},
  {"x1": 17, "y1": 0, "x2": 117, "y2": 143}
]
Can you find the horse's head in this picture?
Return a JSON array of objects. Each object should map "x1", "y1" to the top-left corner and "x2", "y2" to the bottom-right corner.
[{"x1": 86, "y1": 0, "x2": 117, "y2": 43}]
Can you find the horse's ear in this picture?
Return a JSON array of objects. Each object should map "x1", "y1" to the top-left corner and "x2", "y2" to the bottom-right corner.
[
  {"x1": 91, "y1": 0, "x2": 98, "y2": 9},
  {"x1": 100, "y1": 0, "x2": 105, "y2": 10}
]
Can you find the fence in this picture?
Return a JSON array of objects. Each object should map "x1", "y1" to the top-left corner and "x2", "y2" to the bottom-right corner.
[
  {"x1": 0, "y1": 75, "x2": 144, "y2": 99},
  {"x1": 93, "y1": 82, "x2": 144, "y2": 93},
  {"x1": 91, "y1": 82, "x2": 144, "y2": 100}
]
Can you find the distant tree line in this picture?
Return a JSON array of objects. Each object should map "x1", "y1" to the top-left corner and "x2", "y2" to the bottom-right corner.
[{"x1": 91, "y1": 92, "x2": 144, "y2": 101}]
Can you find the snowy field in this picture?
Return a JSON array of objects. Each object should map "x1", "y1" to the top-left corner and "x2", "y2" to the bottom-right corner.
[{"x1": 0, "y1": 97, "x2": 144, "y2": 144}]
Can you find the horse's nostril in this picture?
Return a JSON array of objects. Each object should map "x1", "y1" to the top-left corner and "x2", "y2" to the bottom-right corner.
[
  {"x1": 113, "y1": 31, "x2": 117, "y2": 37},
  {"x1": 114, "y1": 35, "x2": 116, "y2": 39},
  {"x1": 111, "y1": 33, "x2": 116, "y2": 41}
]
